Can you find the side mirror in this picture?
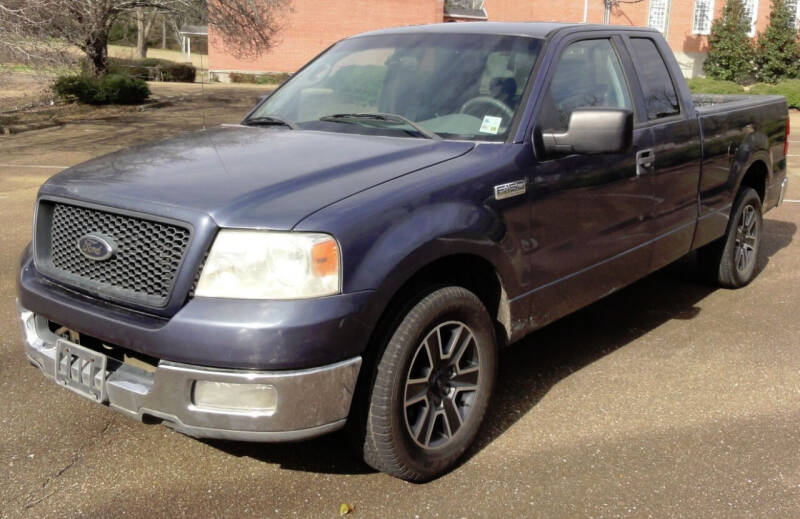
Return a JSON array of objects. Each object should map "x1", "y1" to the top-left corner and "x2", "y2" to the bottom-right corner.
[{"x1": 537, "y1": 108, "x2": 633, "y2": 157}]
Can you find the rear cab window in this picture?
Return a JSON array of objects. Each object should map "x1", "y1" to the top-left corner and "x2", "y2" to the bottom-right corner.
[{"x1": 628, "y1": 37, "x2": 681, "y2": 120}]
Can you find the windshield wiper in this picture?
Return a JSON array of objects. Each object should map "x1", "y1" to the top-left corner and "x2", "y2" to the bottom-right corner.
[
  {"x1": 242, "y1": 115, "x2": 297, "y2": 130},
  {"x1": 319, "y1": 113, "x2": 439, "y2": 140}
]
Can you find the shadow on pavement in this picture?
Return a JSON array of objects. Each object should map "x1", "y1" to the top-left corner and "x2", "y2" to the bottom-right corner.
[{"x1": 204, "y1": 218, "x2": 796, "y2": 477}]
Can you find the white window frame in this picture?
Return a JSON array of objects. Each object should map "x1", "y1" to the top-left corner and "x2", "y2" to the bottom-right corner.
[
  {"x1": 692, "y1": 0, "x2": 715, "y2": 35},
  {"x1": 743, "y1": 0, "x2": 758, "y2": 37},
  {"x1": 788, "y1": 0, "x2": 800, "y2": 28},
  {"x1": 648, "y1": 0, "x2": 671, "y2": 34}
]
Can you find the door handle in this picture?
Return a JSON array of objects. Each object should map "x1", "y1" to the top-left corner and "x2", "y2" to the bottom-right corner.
[{"x1": 636, "y1": 149, "x2": 655, "y2": 176}]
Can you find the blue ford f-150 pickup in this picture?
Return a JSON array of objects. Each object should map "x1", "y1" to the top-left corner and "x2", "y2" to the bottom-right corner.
[{"x1": 17, "y1": 22, "x2": 790, "y2": 480}]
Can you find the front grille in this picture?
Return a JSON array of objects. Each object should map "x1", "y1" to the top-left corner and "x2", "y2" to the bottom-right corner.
[{"x1": 39, "y1": 202, "x2": 191, "y2": 308}]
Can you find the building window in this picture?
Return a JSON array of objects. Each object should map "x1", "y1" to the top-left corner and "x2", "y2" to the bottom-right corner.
[
  {"x1": 743, "y1": 0, "x2": 758, "y2": 36},
  {"x1": 648, "y1": 0, "x2": 671, "y2": 33},
  {"x1": 787, "y1": 0, "x2": 800, "y2": 28},
  {"x1": 692, "y1": 0, "x2": 715, "y2": 34}
]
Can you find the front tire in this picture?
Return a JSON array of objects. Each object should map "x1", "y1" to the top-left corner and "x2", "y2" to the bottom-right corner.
[
  {"x1": 362, "y1": 286, "x2": 497, "y2": 481},
  {"x1": 698, "y1": 187, "x2": 763, "y2": 288}
]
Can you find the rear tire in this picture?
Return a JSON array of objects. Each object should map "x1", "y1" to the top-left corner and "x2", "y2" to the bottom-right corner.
[
  {"x1": 698, "y1": 187, "x2": 763, "y2": 288},
  {"x1": 361, "y1": 286, "x2": 497, "y2": 481}
]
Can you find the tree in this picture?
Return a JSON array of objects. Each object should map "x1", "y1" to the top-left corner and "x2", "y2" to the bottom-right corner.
[
  {"x1": 755, "y1": 0, "x2": 800, "y2": 82},
  {"x1": 704, "y1": 0, "x2": 757, "y2": 84},
  {"x1": 0, "y1": 0, "x2": 292, "y2": 77},
  {"x1": 135, "y1": 8, "x2": 160, "y2": 59}
]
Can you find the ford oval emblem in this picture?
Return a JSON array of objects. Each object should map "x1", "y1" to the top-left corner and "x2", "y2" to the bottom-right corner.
[{"x1": 77, "y1": 233, "x2": 116, "y2": 261}]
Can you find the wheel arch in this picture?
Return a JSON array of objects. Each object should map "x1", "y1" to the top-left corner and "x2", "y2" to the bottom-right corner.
[
  {"x1": 345, "y1": 248, "x2": 513, "y2": 447},
  {"x1": 737, "y1": 158, "x2": 769, "y2": 202},
  {"x1": 365, "y1": 251, "x2": 513, "y2": 355}
]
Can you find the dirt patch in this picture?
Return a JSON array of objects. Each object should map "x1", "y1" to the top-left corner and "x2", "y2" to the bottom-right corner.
[
  {"x1": 0, "y1": 75, "x2": 273, "y2": 136},
  {"x1": 0, "y1": 70, "x2": 56, "y2": 112},
  {"x1": 0, "y1": 102, "x2": 144, "y2": 134}
]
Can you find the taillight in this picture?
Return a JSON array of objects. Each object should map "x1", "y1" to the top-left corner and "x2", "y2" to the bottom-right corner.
[{"x1": 785, "y1": 116, "x2": 790, "y2": 157}]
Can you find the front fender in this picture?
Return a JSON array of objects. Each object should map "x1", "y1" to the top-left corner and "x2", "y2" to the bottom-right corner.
[
  {"x1": 294, "y1": 143, "x2": 534, "y2": 343},
  {"x1": 346, "y1": 201, "x2": 514, "y2": 294}
]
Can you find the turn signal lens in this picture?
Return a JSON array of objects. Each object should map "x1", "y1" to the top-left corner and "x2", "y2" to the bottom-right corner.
[{"x1": 311, "y1": 238, "x2": 339, "y2": 277}]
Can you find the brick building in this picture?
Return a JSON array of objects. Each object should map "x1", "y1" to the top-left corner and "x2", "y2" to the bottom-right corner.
[{"x1": 208, "y1": 0, "x2": 800, "y2": 80}]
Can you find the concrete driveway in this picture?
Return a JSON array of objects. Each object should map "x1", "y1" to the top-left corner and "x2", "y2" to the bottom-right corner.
[{"x1": 1, "y1": 95, "x2": 799, "y2": 518}]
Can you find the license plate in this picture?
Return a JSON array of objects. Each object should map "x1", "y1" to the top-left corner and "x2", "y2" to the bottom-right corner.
[{"x1": 55, "y1": 339, "x2": 108, "y2": 403}]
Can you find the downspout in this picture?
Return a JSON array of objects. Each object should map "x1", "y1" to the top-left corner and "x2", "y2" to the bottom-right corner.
[{"x1": 583, "y1": 0, "x2": 588, "y2": 23}]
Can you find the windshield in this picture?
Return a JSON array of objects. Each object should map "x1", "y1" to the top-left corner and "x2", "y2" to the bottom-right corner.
[{"x1": 247, "y1": 33, "x2": 543, "y2": 141}]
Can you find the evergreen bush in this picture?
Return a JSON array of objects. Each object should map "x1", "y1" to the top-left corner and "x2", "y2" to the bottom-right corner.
[
  {"x1": 704, "y1": 0, "x2": 757, "y2": 84},
  {"x1": 755, "y1": 0, "x2": 800, "y2": 83}
]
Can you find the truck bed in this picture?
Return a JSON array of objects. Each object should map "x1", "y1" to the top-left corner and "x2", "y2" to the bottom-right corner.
[{"x1": 692, "y1": 94, "x2": 787, "y2": 115}]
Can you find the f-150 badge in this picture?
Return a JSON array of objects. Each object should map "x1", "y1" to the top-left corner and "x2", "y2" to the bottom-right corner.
[{"x1": 494, "y1": 180, "x2": 526, "y2": 200}]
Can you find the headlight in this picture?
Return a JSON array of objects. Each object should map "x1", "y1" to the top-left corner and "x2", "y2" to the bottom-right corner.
[{"x1": 194, "y1": 230, "x2": 340, "y2": 299}]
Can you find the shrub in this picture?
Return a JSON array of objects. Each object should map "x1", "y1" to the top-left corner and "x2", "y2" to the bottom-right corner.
[
  {"x1": 97, "y1": 74, "x2": 151, "y2": 104},
  {"x1": 164, "y1": 62, "x2": 196, "y2": 82},
  {"x1": 704, "y1": 0, "x2": 757, "y2": 84},
  {"x1": 229, "y1": 72, "x2": 257, "y2": 83},
  {"x1": 687, "y1": 77, "x2": 746, "y2": 94},
  {"x1": 107, "y1": 57, "x2": 196, "y2": 82},
  {"x1": 749, "y1": 79, "x2": 800, "y2": 108},
  {"x1": 230, "y1": 71, "x2": 291, "y2": 84},
  {"x1": 755, "y1": 0, "x2": 800, "y2": 83},
  {"x1": 53, "y1": 74, "x2": 150, "y2": 105},
  {"x1": 53, "y1": 75, "x2": 102, "y2": 104},
  {"x1": 326, "y1": 65, "x2": 387, "y2": 106}
]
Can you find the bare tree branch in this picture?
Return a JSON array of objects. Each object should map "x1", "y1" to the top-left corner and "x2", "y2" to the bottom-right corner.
[{"x1": 0, "y1": 0, "x2": 292, "y2": 76}]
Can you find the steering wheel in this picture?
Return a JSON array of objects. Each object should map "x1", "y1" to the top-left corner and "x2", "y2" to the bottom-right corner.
[{"x1": 459, "y1": 96, "x2": 514, "y2": 120}]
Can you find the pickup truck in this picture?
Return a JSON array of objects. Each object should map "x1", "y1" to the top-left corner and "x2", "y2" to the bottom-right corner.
[{"x1": 17, "y1": 22, "x2": 790, "y2": 481}]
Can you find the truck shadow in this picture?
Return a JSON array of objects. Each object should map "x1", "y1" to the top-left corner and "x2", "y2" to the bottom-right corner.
[{"x1": 204, "y1": 218, "x2": 795, "y2": 477}]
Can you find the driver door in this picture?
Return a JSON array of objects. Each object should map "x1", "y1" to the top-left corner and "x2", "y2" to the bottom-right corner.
[{"x1": 525, "y1": 36, "x2": 656, "y2": 324}]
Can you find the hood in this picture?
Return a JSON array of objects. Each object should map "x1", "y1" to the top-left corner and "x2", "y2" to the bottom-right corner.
[{"x1": 40, "y1": 125, "x2": 474, "y2": 229}]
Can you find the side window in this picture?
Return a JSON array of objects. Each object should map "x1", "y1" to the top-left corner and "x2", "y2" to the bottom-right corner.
[
  {"x1": 540, "y1": 39, "x2": 632, "y2": 132},
  {"x1": 629, "y1": 38, "x2": 680, "y2": 120}
]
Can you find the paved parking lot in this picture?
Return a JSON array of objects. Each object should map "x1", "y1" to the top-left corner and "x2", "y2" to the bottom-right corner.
[{"x1": 1, "y1": 94, "x2": 799, "y2": 518}]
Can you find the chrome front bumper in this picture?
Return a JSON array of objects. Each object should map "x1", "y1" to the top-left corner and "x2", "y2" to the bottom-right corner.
[{"x1": 18, "y1": 302, "x2": 361, "y2": 442}]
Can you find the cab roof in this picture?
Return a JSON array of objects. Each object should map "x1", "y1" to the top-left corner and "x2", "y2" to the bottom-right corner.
[{"x1": 351, "y1": 22, "x2": 659, "y2": 40}]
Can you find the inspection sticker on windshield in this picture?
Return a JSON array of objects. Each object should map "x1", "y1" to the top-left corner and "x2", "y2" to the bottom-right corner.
[{"x1": 479, "y1": 115, "x2": 502, "y2": 135}]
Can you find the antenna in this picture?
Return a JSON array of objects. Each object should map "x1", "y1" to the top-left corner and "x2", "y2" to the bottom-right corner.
[{"x1": 201, "y1": 51, "x2": 206, "y2": 130}]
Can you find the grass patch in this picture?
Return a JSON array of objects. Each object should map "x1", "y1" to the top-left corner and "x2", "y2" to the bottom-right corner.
[
  {"x1": 0, "y1": 62, "x2": 78, "y2": 75},
  {"x1": 687, "y1": 77, "x2": 745, "y2": 94},
  {"x1": 748, "y1": 79, "x2": 800, "y2": 109}
]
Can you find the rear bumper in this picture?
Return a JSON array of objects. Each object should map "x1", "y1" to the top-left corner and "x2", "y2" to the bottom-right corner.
[
  {"x1": 778, "y1": 176, "x2": 789, "y2": 206},
  {"x1": 19, "y1": 301, "x2": 362, "y2": 441}
]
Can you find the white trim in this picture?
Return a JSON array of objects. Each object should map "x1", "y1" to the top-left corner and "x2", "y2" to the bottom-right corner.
[{"x1": 692, "y1": 0, "x2": 715, "y2": 35}]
